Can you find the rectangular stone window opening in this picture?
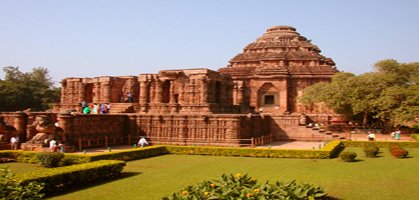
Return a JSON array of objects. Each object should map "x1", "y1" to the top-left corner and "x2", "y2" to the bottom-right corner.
[{"x1": 264, "y1": 95, "x2": 275, "y2": 105}]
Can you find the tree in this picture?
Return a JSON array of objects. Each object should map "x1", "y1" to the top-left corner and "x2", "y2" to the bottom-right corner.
[
  {"x1": 301, "y1": 59, "x2": 419, "y2": 129},
  {"x1": 0, "y1": 66, "x2": 60, "y2": 111}
]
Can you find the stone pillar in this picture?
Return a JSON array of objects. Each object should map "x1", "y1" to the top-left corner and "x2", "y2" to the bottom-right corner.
[
  {"x1": 93, "y1": 82, "x2": 101, "y2": 103},
  {"x1": 102, "y1": 82, "x2": 111, "y2": 103},
  {"x1": 139, "y1": 81, "x2": 149, "y2": 104},
  {"x1": 225, "y1": 118, "x2": 241, "y2": 146},
  {"x1": 139, "y1": 81, "x2": 149, "y2": 112},
  {"x1": 57, "y1": 113, "x2": 74, "y2": 143},
  {"x1": 78, "y1": 82, "x2": 85, "y2": 103},
  {"x1": 169, "y1": 80, "x2": 176, "y2": 104},
  {"x1": 11, "y1": 112, "x2": 28, "y2": 141},
  {"x1": 180, "y1": 116, "x2": 189, "y2": 145},
  {"x1": 156, "y1": 80, "x2": 162, "y2": 103},
  {"x1": 238, "y1": 81, "x2": 245, "y2": 104},
  {"x1": 200, "y1": 78, "x2": 208, "y2": 103}
]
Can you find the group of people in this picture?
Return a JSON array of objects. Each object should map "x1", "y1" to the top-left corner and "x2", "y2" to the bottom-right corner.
[
  {"x1": 367, "y1": 130, "x2": 402, "y2": 141},
  {"x1": 49, "y1": 139, "x2": 66, "y2": 153},
  {"x1": 81, "y1": 101, "x2": 111, "y2": 114}
]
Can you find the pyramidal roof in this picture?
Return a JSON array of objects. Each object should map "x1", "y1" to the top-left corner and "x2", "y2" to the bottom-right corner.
[{"x1": 219, "y1": 26, "x2": 338, "y2": 77}]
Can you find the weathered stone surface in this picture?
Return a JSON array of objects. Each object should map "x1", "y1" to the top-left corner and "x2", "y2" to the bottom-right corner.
[
  {"x1": 1, "y1": 25, "x2": 342, "y2": 150},
  {"x1": 219, "y1": 26, "x2": 337, "y2": 113}
]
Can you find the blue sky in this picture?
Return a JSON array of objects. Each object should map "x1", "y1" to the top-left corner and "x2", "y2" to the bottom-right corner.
[{"x1": 1, "y1": 0, "x2": 418, "y2": 84}]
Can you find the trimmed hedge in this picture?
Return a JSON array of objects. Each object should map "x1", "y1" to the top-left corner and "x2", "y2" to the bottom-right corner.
[
  {"x1": 16, "y1": 160, "x2": 126, "y2": 195},
  {"x1": 86, "y1": 146, "x2": 168, "y2": 162},
  {"x1": 0, "y1": 146, "x2": 168, "y2": 166},
  {"x1": 1, "y1": 142, "x2": 343, "y2": 162},
  {"x1": 412, "y1": 134, "x2": 419, "y2": 141},
  {"x1": 165, "y1": 140, "x2": 343, "y2": 159},
  {"x1": 343, "y1": 141, "x2": 419, "y2": 148}
]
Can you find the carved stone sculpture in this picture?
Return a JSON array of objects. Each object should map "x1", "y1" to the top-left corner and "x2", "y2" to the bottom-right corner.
[{"x1": 26, "y1": 115, "x2": 65, "y2": 145}]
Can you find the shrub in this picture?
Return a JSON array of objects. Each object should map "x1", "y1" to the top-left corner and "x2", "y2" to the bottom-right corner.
[
  {"x1": 363, "y1": 144, "x2": 379, "y2": 158},
  {"x1": 36, "y1": 152, "x2": 64, "y2": 168},
  {"x1": 17, "y1": 160, "x2": 125, "y2": 195},
  {"x1": 163, "y1": 173, "x2": 328, "y2": 200},
  {"x1": 389, "y1": 145, "x2": 409, "y2": 158},
  {"x1": 0, "y1": 167, "x2": 44, "y2": 199},
  {"x1": 342, "y1": 141, "x2": 419, "y2": 148},
  {"x1": 340, "y1": 151, "x2": 357, "y2": 162}
]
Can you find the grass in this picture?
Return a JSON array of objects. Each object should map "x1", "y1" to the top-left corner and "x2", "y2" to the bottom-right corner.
[
  {"x1": 2, "y1": 148, "x2": 419, "y2": 200},
  {"x1": 0, "y1": 162, "x2": 43, "y2": 173}
]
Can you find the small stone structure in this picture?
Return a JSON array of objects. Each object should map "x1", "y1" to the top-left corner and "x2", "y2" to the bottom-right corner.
[{"x1": 1, "y1": 26, "x2": 342, "y2": 150}]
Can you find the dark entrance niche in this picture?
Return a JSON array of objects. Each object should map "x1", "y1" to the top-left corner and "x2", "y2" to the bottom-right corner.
[
  {"x1": 215, "y1": 81, "x2": 221, "y2": 103},
  {"x1": 264, "y1": 95, "x2": 275, "y2": 105},
  {"x1": 162, "y1": 80, "x2": 171, "y2": 103}
]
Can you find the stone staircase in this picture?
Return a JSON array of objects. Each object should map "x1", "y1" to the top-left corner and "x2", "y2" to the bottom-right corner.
[
  {"x1": 109, "y1": 103, "x2": 135, "y2": 114},
  {"x1": 278, "y1": 125, "x2": 334, "y2": 141}
]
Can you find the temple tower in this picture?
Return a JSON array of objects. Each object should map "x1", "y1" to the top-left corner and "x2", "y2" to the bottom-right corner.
[{"x1": 219, "y1": 25, "x2": 338, "y2": 113}]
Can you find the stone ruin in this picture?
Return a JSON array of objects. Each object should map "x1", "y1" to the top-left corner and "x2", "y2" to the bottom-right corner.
[{"x1": 1, "y1": 26, "x2": 343, "y2": 151}]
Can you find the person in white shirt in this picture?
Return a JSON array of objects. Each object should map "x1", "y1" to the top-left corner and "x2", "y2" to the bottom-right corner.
[
  {"x1": 49, "y1": 139, "x2": 57, "y2": 152},
  {"x1": 10, "y1": 136, "x2": 18, "y2": 150},
  {"x1": 367, "y1": 132, "x2": 376, "y2": 141},
  {"x1": 138, "y1": 137, "x2": 149, "y2": 148}
]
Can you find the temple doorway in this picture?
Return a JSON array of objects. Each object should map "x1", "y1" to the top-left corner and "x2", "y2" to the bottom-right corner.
[{"x1": 257, "y1": 83, "x2": 279, "y2": 109}]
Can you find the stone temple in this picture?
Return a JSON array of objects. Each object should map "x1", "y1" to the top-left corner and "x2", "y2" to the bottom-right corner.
[
  {"x1": 0, "y1": 26, "x2": 340, "y2": 150},
  {"x1": 59, "y1": 26, "x2": 337, "y2": 114}
]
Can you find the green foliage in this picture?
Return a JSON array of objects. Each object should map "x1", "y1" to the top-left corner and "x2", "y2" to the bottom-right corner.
[
  {"x1": 163, "y1": 173, "x2": 327, "y2": 200},
  {"x1": 86, "y1": 146, "x2": 168, "y2": 162},
  {"x1": 389, "y1": 145, "x2": 409, "y2": 158},
  {"x1": 165, "y1": 141, "x2": 342, "y2": 159},
  {"x1": 301, "y1": 59, "x2": 419, "y2": 129},
  {"x1": 36, "y1": 152, "x2": 64, "y2": 168},
  {"x1": 342, "y1": 141, "x2": 419, "y2": 148},
  {"x1": 363, "y1": 144, "x2": 379, "y2": 158},
  {"x1": 0, "y1": 151, "x2": 19, "y2": 163},
  {"x1": 16, "y1": 160, "x2": 125, "y2": 195},
  {"x1": 340, "y1": 151, "x2": 357, "y2": 162},
  {"x1": 412, "y1": 134, "x2": 419, "y2": 141},
  {"x1": 0, "y1": 66, "x2": 60, "y2": 111},
  {"x1": 0, "y1": 167, "x2": 45, "y2": 200}
]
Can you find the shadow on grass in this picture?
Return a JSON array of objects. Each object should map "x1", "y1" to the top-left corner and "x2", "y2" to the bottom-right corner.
[
  {"x1": 324, "y1": 196, "x2": 343, "y2": 200},
  {"x1": 352, "y1": 159, "x2": 364, "y2": 162},
  {"x1": 47, "y1": 171, "x2": 142, "y2": 198}
]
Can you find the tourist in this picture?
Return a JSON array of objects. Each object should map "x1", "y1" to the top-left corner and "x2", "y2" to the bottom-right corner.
[
  {"x1": 81, "y1": 100, "x2": 88, "y2": 111},
  {"x1": 138, "y1": 137, "x2": 149, "y2": 148},
  {"x1": 106, "y1": 103, "x2": 112, "y2": 113},
  {"x1": 395, "y1": 130, "x2": 401, "y2": 140},
  {"x1": 10, "y1": 136, "x2": 18, "y2": 150},
  {"x1": 367, "y1": 131, "x2": 376, "y2": 141},
  {"x1": 49, "y1": 139, "x2": 57, "y2": 152},
  {"x1": 83, "y1": 104, "x2": 91, "y2": 114},
  {"x1": 127, "y1": 92, "x2": 133, "y2": 103},
  {"x1": 58, "y1": 142, "x2": 65, "y2": 153},
  {"x1": 92, "y1": 103, "x2": 99, "y2": 114}
]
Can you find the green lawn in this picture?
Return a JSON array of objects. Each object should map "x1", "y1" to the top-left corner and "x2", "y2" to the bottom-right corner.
[
  {"x1": 2, "y1": 148, "x2": 419, "y2": 200},
  {"x1": 43, "y1": 148, "x2": 419, "y2": 200}
]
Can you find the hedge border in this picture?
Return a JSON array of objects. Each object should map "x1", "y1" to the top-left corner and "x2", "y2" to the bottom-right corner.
[
  {"x1": 1, "y1": 141, "x2": 343, "y2": 163},
  {"x1": 164, "y1": 140, "x2": 343, "y2": 159},
  {"x1": 411, "y1": 134, "x2": 419, "y2": 142},
  {"x1": 16, "y1": 160, "x2": 126, "y2": 195},
  {"x1": 342, "y1": 141, "x2": 419, "y2": 148}
]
